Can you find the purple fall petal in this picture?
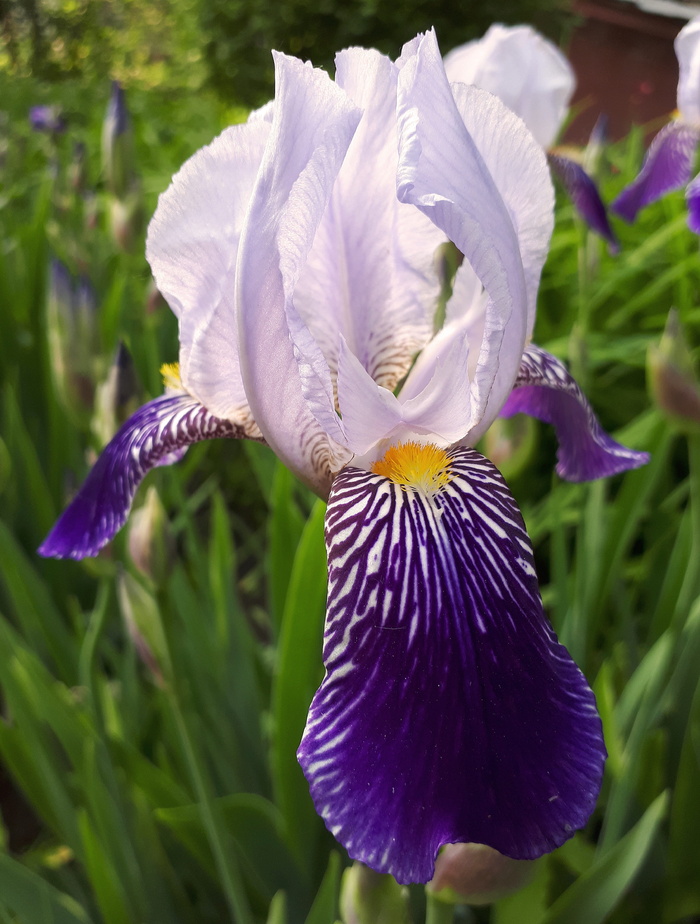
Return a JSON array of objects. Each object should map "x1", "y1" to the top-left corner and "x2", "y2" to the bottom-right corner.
[
  {"x1": 500, "y1": 345, "x2": 649, "y2": 482},
  {"x1": 39, "y1": 394, "x2": 249, "y2": 560},
  {"x1": 686, "y1": 172, "x2": 700, "y2": 233},
  {"x1": 547, "y1": 153, "x2": 619, "y2": 252},
  {"x1": 298, "y1": 448, "x2": 606, "y2": 885},
  {"x1": 611, "y1": 121, "x2": 700, "y2": 222}
]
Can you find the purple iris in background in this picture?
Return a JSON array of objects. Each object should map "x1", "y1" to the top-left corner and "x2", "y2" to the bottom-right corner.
[
  {"x1": 40, "y1": 31, "x2": 648, "y2": 884},
  {"x1": 444, "y1": 24, "x2": 619, "y2": 251},
  {"x1": 29, "y1": 104, "x2": 66, "y2": 135},
  {"x1": 613, "y1": 16, "x2": 700, "y2": 232}
]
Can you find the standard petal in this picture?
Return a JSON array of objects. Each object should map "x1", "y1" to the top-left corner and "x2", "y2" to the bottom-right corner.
[
  {"x1": 499, "y1": 345, "x2": 649, "y2": 481},
  {"x1": 298, "y1": 447, "x2": 605, "y2": 885},
  {"x1": 39, "y1": 395, "x2": 250, "y2": 559},
  {"x1": 397, "y1": 33, "x2": 529, "y2": 444},
  {"x1": 611, "y1": 121, "x2": 700, "y2": 223},
  {"x1": 450, "y1": 81, "x2": 554, "y2": 332},
  {"x1": 236, "y1": 52, "x2": 360, "y2": 496},
  {"x1": 443, "y1": 24, "x2": 574, "y2": 149},
  {"x1": 675, "y1": 16, "x2": 700, "y2": 125},
  {"x1": 336, "y1": 334, "x2": 474, "y2": 458},
  {"x1": 294, "y1": 48, "x2": 444, "y2": 395},
  {"x1": 146, "y1": 122, "x2": 270, "y2": 420},
  {"x1": 548, "y1": 153, "x2": 619, "y2": 252}
]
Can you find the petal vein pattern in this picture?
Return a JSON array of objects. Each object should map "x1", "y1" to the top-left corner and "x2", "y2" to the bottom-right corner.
[
  {"x1": 611, "y1": 121, "x2": 700, "y2": 223},
  {"x1": 500, "y1": 345, "x2": 650, "y2": 481},
  {"x1": 298, "y1": 447, "x2": 606, "y2": 884},
  {"x1": 39, "y1": 394, "x2": 253, "y2": 559}
]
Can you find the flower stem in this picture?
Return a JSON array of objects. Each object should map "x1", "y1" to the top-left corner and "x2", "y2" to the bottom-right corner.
[
  {"x1": 676, "y1": 432, "x2": 700, "y2": 620},
  {"x1": 425, "y1": 893, "x2": 456, "y2": 924}
]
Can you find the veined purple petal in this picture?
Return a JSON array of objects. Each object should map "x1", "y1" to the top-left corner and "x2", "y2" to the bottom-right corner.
[
  {"x1": 686, "y1": 172, "x2": 700, "y2": 233},
  {"x1": 39, "y1": 395, "x2": 251, "y2": 560},
  {"x1": 611, "y1": 121, "x2": 700, "y2": 223},
  {"x1": 548, "y1": 153, "x2": 619, "y2": 252},
  {"x1": 500, "y1": 345, "x2": 649, "y2": 481},
  {"x1": 298, "y1": 448, "x2": 605, "y2": 885}
]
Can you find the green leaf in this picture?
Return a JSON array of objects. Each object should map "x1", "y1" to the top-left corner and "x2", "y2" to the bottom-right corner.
[
  {"x1": 0, "y1": 853, "x2": 94, "y2": 924},
  {"x1": 266, "y1": 892, "x2": 288, "y2": 924},
  {"x1": 492, "y1": 858, "x2": 548, "y2": 924},
  {"x1": 156, "y1": 792, "x2": 303, "y2": 905},
  {"x1": 541, "y1": 791, "x2": 668, "y2": 924},
  {"x1": 271, "y1": 499, "x2": 328, "y2": 871},
  {"x1": 0, "y1": 520, "x2": 76, "y2": 678},
  {"x1": 78, "y1": 809, "x2": 133, "y2": 924},
  {"x1": 664, "y1": 677, "x2": 700, "y2": 920},
  {"x1": 268, "y1": 463, "x2": 306, "y2": 634},
  {"x1": 305, "y1": 852, "x2": 341, "y2": 924}
]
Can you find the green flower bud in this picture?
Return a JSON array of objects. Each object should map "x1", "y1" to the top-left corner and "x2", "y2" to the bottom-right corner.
[
  {"x1": 340, "y1": 862, "x2": 410, "y2": 924},
  {"x1": 128, "y1": 486, "x2": 175, "y2": 584},
  {"x1": 117, "y1": 570, "x2": 169, "y2": 686},
  {"x1": 102, "y1": 82, "x2": 135, "y2": 200},
  {"x1": 648, "y1": 309, "x2": 700, "y2": 431},
  {"x1": 427, "y1": 843, "x2": 534, "y2": 906},
  {"x1": 92, "y1": 342, "x2": 140, "y2": 447}
]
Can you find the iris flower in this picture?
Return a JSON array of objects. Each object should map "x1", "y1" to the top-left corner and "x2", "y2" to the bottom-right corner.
[
  {"x1": 444, "y1": 24, "x2": 618, "y2": 251},
  {"x1": 40, "y1": 31, "x2": 648, "y2": 884},
  {"x1": 613, "y1": 16, "x2": 700, "y2": 232}
]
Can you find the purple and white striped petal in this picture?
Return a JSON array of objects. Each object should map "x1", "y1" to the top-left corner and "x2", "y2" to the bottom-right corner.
[
  {"x1": 298, "y1": 448, "x2": 606, "y2": 885},
  {"x1": 499, "y1": 345, "x2": 649, "y2": 481},
  {"x1": 39, "y1": 395, "x2": 252, "y2": 559},
  {"x1": 611, "y1": 121, "x2": 700, "y2": 223},
  {"x1": 547, "y1": 153, "x2": 619, "y2": 252}
]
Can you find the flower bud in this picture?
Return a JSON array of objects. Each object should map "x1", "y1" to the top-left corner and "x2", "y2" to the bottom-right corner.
[
  {"x1": 340, "y1": 862, "x2": 410, "y2": 924},
  {"x1": 427, "y1": 843, "x2": 534, "y2": 906},
  {"x1": 483, "y1": 414, "x2": 536, "y2": 481},
  {"x1": 92, "y1": 341, "x2": 140, "y2": 446},
  {"x1": 117, "y1": 570, "x2": 167, "y2": 686},
  {"x1": 108, "y1": 190, "x2": 145, "y2": 253},
  {"x1": 584, "y1": 114, "x2": 609, "y2": 177},
  {"x1": 128, "y1": 486, "x2": 175, "y2": 584},
  {"x1": 648, "y1": 309, "x2": 700, "y2": 430},
  {"x1": 102, "y1": 82, "x2": 135, "y2": 199},
  {"x1": 46, "y1": 260, "x2": 99, "y2": 418},
  {"x1": 69, "y1": 141, "x2": 89, "y2": 194}
]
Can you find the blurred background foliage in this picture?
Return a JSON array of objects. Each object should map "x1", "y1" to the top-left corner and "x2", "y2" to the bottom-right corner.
[
  {"x1": 1, "y1": 1, "x2": 700, "y2": 923},
  {"x1": 1, "y1": 0, "x2": 572, "y2": 102}
]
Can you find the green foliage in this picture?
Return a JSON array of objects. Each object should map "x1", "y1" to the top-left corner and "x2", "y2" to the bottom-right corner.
[
  {"x1": 198, "y1": 0, "x2": 572, "y2": 106},
  {"x1": 0, "y1": 43, "x2": 700, "y2": 924},
  {"x1": 0, "y1": 0, "x2": 206, "y2": 90}
]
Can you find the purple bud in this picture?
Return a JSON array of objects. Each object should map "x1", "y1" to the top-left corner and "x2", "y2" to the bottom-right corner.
[
  {"x1": 92, "y1": 341, "x2": 141, "y2": 446},
  {"x1": 46, "y1": 259, "x2": 97, "y2": 416},
  {"x1": 29, "y1": 105, "x2": 66, "y2": 135},
  {"x1": 102, "y1": 82, "x2": 136, "y2": 199}
]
